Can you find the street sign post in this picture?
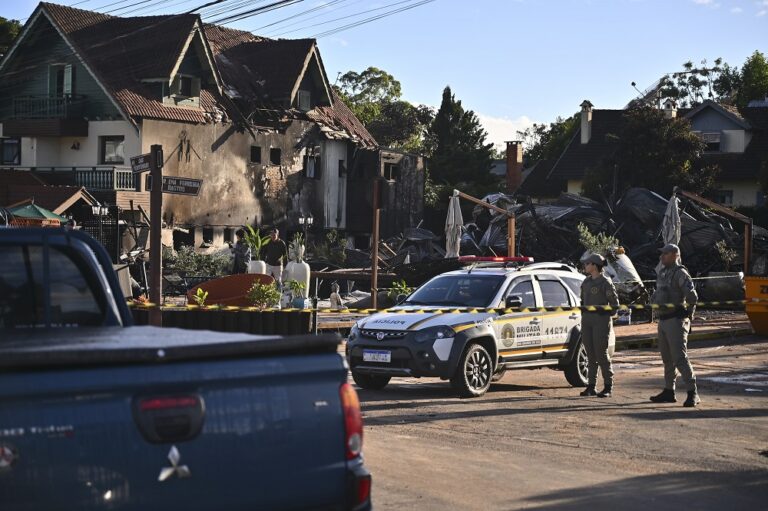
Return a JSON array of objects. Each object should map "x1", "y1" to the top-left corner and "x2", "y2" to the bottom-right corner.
[
  {"x1": 145, "y1": 176, "x2": 203, "y2": 196},
  {"x1": 130, "y1": 153, "x2": 152, "y2": 174}
]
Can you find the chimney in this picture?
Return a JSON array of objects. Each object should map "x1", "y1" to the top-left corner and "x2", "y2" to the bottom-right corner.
[
  {"x1": 580, "y1": 100, "x2": 593, "y2": 144},
  {"x1": 663, "y1": 98, "x2": 677, "y2": 119},
  {"x1": 505, "y1": 140, "x2": 523, "y2": 193}
]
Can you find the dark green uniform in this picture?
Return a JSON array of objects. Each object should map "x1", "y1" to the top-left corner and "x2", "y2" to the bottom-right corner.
[
  {"x1": 653, "y1": 263, "x2": 698, "y2": 392},
  {"x1": 580, "y1": 274, "x2": 620, "y2": 389}
]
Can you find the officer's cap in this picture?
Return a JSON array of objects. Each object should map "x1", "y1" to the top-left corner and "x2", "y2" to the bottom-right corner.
[
  {"x1": 660, "y1": 243, "x2": 680, "y2": 254},
  {"x1": 583, "y1": 253, "x2": 606, "y2": 267}
]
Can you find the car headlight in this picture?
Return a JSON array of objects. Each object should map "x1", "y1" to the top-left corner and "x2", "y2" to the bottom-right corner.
[
  {"x1": 411, "y1": 325, "x2": 456, "y2": 344},
  {"x1": 347, "y1": 324, "x2": 360, "y2": 342}
]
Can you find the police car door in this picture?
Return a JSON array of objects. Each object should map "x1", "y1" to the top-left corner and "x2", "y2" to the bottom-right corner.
[
  {"x1": 494, "y1": 276, "x2": 543, "y2": 360},
  {"x1": 535, "y1": 275, "x2": 577, "y2": 355}
]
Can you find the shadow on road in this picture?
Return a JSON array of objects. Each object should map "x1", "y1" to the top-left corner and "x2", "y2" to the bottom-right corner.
[
  {"x1": 622, "y1": 407, "x2": 768, "y2": 420},
  {"x1": 356, "y1": 381, "x2": 550, "y2": 404},
  {"x1": 517, "y1": 470, "x2": 768, "y2": 511}
]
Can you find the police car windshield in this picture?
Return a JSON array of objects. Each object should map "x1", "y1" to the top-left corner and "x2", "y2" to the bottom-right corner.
[{"x1": 405, "y1": 274, "x2": 506, "y2": 308}]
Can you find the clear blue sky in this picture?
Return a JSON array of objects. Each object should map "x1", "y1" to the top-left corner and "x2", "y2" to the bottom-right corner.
[{"x1": 5, "y1": 0, "x2": 767, "y2": 147}]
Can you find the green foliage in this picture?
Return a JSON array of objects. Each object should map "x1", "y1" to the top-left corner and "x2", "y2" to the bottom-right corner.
[
  {"x1": 583, "y1": 105, "x2": 719, "y2": 200},
  {"x1": 335, "y1": 67, "x2": 402, "y2": 125},
  {"x1": 577, "y1": 223, "x2": 619, "y2": 257},
  {"x1": 738, "y1": 50, "x2": 768, "y2": 109},
  {"x1": 516, "y1": 115, "x2": 579, "y2": 165},
  {"x1": 0, "y1": 17, "x2": 21, "y2": 56},
  {"x1": 313, "y1": 229, "x2": 347, "y2": 266},
  {"x1": 247, "y1": 281, "x2": 281, "y2": 309},
  {"x1": 164, "y1": 245, "x2": 231, "y2": 276},
  {"x1": 387, "y1": 280, "x2": 412, "y2": 302},
  {"x1": 243, "y1": 225, "x2": 270, "y2": 260},
  {"x1": 714, "y1": 240, "x2": 737, "y2": 271},
  {"x1": 289, "y1": 232, "x2": 305, "y2": 263},
  {"x1": 193, "y1": 288, "x2": 208, "y2": 307},
  {"x1": 425, "y1": 86, "x2": 495, "y2": 186},
  {"x1": 286, "y1": 279, "x2": 307, "y2": 299},
  {"x1": 660, "y1": 58, "x2": 729, "y2": 107}
]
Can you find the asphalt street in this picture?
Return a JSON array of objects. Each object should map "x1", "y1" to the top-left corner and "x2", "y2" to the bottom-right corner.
[{"x1": 357, "y1": 335, "x2": 768, "y2": 510}]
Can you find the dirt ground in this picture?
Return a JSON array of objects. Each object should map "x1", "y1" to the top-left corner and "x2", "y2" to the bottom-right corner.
[{"x1": 357, "y1": 335, "x2": 768, "y2": 510}]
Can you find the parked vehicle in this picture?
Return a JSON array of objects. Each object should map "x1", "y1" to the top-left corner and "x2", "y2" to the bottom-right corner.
[
  {"x1": 347, "y1": 257, "x2": 600, "y2": 397},
  {"x1": 0, "y1": 228, "x2": 371, "y2": 511}
]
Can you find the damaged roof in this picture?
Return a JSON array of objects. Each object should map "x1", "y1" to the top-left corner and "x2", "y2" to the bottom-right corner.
[{"x1": 4, "y1": 3, "x2": 376, "y2": 146}]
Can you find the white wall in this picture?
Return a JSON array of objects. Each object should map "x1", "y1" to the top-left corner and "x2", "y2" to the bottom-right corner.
[
  {"x1": 13, "y1": 121, "x2": 138, "y2": 167},
  {"x1": 721, "y1": 130, "x2": 750, "y2": 153},
  {"x1": 320, "y1": 140, "x2": 347, "y2": 229},
  {"x1": 717, "y1": 180, "x2": 762, "y2": 207}
]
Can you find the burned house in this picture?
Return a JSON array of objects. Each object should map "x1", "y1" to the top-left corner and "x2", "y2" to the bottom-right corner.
[{"x1": 0, "y1": 2, "x2": 424, "y2": 254}]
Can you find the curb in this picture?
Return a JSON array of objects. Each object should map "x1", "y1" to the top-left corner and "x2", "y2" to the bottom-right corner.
[{"x1": 616, "y1": 327, "x2": 754, "y2": 351}]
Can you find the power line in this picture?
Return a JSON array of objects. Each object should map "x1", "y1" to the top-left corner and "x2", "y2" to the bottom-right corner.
[
  {"x1": 121, "y1": 0, "x2": 199, "y2": 16},
  {"x1": 272, "y1": 0, "x2": 420, "y2": 37},
  {"x1": 312, "y1": 0, "x2": 435, "y2": 38},
  {"x1": 207, "y1": 0, "x2": 305, "y2": 25},
  {"x1": 250, "y1": 0, "x2": 350, "y2": 32},
  {"x1": 258, "y1": 0, "x2": 369, "y2": 36},
  {"x1": 91, "y1": 0, "x2": 137, "y2": 11}
]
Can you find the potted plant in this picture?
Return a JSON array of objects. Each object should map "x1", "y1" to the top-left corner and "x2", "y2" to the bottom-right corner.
[
  {"x1": 287, "y1": 279, "x2": 309, "y2": 308},
  {"x1": 246, "y1": 281, "x2": 281, "y2": 310},
  {"x1": 284, "y1": 232, "x2": 311, "y2": 301},
  {"x1": 243, "y1": 225, "x2": 271, "y2": 274}
]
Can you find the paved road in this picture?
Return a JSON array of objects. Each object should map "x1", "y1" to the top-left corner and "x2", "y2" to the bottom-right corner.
[{"x1": 357, "y1": 335, "x2": 768, "y2": 510}]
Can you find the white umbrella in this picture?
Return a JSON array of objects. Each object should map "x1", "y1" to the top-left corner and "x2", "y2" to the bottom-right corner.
[
  {"x1": 662, "y1": 194, "x2": 681, "y2": 246},
  {"x1": 445, "y1": 190, "x2": 463, "y2": 258}
]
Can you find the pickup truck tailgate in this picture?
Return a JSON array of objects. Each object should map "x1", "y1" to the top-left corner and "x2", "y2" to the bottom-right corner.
[{"x1": 0, "y1": 327, "x2": 352, "y2": 511}]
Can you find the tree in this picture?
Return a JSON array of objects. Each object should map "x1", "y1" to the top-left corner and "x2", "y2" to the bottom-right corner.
[
  {"x1": 366, "y1": 101, "x2": 434, "y2": 151},
  {"x1": 583, "y1": 106, "x2": 719, "y2": 200},
  {"x1": 738, "y1": 50, "x2": 768, "y2": 109},
  {"x1": 516, "y1": 115, "x2": 578, "y2": 165},
  {"x1": 335, "y1": 67, "x2": 402, "y2": 125},
  {"x1": 0, "y1": 17, "x2": 21, "y2": 57},
  {"x1": 425, "y1": 86, "x2": 495, "y2": 187},
  {"x1": 660, "y1": 58, "x2": 733, "y2": 108}
]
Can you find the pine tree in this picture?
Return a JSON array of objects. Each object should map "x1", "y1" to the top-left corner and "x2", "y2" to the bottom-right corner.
[
  {"x1": 426, "y1": 86, "x2": 494, "y2": 185},
  {"x1": 738, "y1": 51, "x2": 768, "y2": 109}
]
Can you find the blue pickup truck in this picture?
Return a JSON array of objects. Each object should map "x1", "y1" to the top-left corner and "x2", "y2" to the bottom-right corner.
[{"x1": 0, "y1": 228, "x2": 371, "y2": 511}]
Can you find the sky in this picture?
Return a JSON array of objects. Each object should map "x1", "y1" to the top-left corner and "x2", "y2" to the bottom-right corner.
[{"x1": 4, "y1": 0, "x2": 766, "y2": 148}]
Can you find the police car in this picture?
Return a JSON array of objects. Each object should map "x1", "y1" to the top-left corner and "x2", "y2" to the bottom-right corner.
[{"x1": 347, "y1": 257, "x2": 608, "y2": 397}]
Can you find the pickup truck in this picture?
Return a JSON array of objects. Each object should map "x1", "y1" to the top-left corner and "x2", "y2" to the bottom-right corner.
[{"x1": 0, "y1": 228, "x2": 371, "y2": 511}]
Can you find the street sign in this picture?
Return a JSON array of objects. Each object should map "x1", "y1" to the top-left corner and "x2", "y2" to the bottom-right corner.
[
  {"x1": 145, "y1": 176, "x2": 203, "y2": 196},
  {"x1": 130, "y1": 153, "x2": 152, "y2": 174}
]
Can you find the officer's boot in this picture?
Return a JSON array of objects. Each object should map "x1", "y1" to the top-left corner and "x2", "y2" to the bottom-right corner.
[
  {"x1": 649, "y1": 388, "x2": 676, "y2": 403},
  {"x1": 683, "y1": 385, "x2": 700, "y2": 408},
  {"x1": 580, "y1": 385, "x2": 597, "y2": 396},
  {"x1": 597, "y1": 385, "x2": 612, "y2": 398}
]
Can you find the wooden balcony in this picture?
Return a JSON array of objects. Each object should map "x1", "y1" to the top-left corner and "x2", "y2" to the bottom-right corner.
[
  {"x1": 2, "y1": 95, "x2": 89, "y2": 137},
  {"x1": 0, "y1": 166, "x2": 137, "y2": 191}
]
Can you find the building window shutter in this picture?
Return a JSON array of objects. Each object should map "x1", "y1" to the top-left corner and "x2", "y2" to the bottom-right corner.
[
  {"x1": 63, "y1": 64, "x2": 73, "y2": 95},
  {"x1": 191, "y1": 77, "x2": 201, "y2": 98},
  {"x1": 298, "y1": 90, "x2": 311, "y2": 111}
]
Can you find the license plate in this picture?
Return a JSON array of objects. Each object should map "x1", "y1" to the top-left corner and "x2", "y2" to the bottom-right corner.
[{"x1": 363, "y1": 349, "x2": 391, "y2": 363}]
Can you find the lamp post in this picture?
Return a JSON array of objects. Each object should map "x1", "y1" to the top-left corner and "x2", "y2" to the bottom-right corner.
[
  {"x1": 91, "y1": 204, "x2": 109, "y2": 245},
  {"x1": 298, "y1": 213, "x2": 313, "y2": 242}
]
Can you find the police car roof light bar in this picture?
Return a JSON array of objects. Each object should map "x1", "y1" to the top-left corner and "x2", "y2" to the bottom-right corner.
[{"x1": 458, "y1": 256, "x2": 534, "y2": 263}]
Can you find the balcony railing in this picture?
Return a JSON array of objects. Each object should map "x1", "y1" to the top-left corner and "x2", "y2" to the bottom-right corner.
[
  {"x1": 11, "y1": 95, "x2": 87, "y2": 119},
  {"x1": 0, "y1": 166, "x2": 137, "y2": 191}
]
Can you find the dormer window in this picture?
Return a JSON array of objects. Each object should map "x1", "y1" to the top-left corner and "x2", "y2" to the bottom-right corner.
[
  {"x1": 298, "y1": 90, "x2": 311, "y2": 111},
  {"x1": 172, "y1": 74, "x2": 200, "y2": 98},
  {"x1": 702, "y1": 132, "x2": 721, "y2": 152}
]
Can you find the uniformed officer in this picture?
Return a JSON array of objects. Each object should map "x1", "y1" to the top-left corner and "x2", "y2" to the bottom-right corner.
[
  {"x1": 650, "y1": 244, "x2": 700, "y2": 407},
  {"x1": 579, "y1": 253, "x2": 620, "y2": 398}
]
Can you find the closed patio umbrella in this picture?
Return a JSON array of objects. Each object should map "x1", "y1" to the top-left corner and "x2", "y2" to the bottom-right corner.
[{"x1": 445, "y1": 190, "x2": 463, "y2": 258}]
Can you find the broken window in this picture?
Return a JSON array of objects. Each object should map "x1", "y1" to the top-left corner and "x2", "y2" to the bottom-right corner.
[
  {"x1": 339, "y1": 159, "x2": 346, "y2": 177},
  {"x1": 304, "y1": 154, "x2": 321, "y2": 179},
  {"x1": 250, "y1": 146, "x2": 261, "y2": 164},
  {"x1": 384, "y1": 163, "x2": 400, "y2": 181},
  {"x1": 202, "y1": 227, "x2": 214, "y2": 244},
  {"x1": 270, "y1": 148, "x2": 281, "y2": 165},
  {"x1": 701, "y1": 132, "x2": 721, "y2": 152},
  {"x1": 223, "y1": 227, "x2": 234, "y2": 244}
]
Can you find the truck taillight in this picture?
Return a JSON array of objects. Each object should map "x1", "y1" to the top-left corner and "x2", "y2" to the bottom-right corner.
[
  {"x1": 339, "y1": 383, "x2": 363, "y2": 460},
  {"x1": 139, "y1": 396, "x2": 199, "y2": 411}
]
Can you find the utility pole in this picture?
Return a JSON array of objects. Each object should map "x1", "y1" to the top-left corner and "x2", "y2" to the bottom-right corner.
[
  {"x1": 149, "y1": 144, "x2": 163, "y2": 326},
  {"x1": 371, "y1": 178, "x2": 381, "y2": 310}
]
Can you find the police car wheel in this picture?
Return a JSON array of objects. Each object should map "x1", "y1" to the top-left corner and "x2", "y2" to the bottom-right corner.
[
  {"x1": 451, "y1": 344, "x2": 493, "y2": 397},
  {"x1": 564, "y1": 341, "x2": 589, "y2": 387},
  {"x1": 352, "y1": 372, "x2": 391, "y2": 390}
]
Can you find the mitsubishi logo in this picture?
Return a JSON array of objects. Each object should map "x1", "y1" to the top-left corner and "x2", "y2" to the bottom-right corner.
[
  {"x1": 158, "y1": 445, "x2": 191, "y2": 481},
  {"x1": 376, "y1": 332, "x2": 386, "y2": 341}
]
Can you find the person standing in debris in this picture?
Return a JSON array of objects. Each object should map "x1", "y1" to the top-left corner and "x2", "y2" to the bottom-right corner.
[
  {"x1": 230, "y1": 228, "x2": 251, "y2": 274},
  {"x1": 263, "y1": 228, "x2": 288, "y2": 287},
  {"x1": 650, "y1": 243, "x2": 700, "y2": 407},
  {"x1": 579, "y1": 253, "x2": 619, "y2": 398}
]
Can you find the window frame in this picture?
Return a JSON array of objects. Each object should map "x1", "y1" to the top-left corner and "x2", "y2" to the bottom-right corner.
[
  {"x1": 535, "y1": 275, "x2": 574, "y2": 308},
  {"x1": 99, "y1": 136, "x2": 125, "y2": 165},
  {"x1": 269, "y1": 147, "x2": 282, "y2": 166},
  {"x1": 250, "y1": 146, "x2": 262, "y2": 164},
  {"x1": 0, "y1": 137, "x2": 21, "y2": 165}
]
